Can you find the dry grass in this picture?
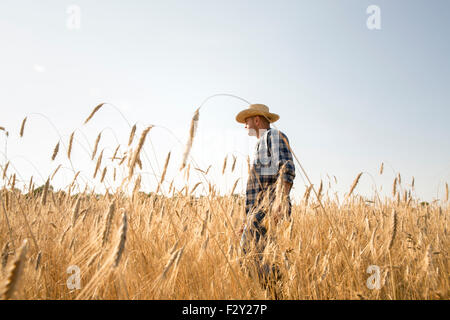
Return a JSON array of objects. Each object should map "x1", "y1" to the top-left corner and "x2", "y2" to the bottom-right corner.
[
  {"x1": 1, "y1": 177, "x2": 447, "y2": 299},
  {"x1": 0, "y1": 108, "x2": 448, "y2": 300}
]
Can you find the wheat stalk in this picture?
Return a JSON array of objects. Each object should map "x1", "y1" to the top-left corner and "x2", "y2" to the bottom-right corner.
[
  {"x1": 317, "y1": 180, "x2": 323, "y2": 200},
  {"x1": 27, "y1": 176, "x2": 34, "y2": 194},
  {"x1": 67, "y1": 132, "x2": 74, "y2": 159},
  {"x1": 174, "y1": 246, "x2": 185, "y2": 269},
  {"x1": 231, "y1": 155, "x2": 237, "y2": 173},
  {"x1": 222, "y1": 155, "x2": 228, "y2": 175},
  {"x1": 422, "y1": 244, "x2": 434, "y2": 275},
  {"x1": 100, "y1": 167, "x2": 107, "y2": 183},
  {"x1": 114, "y1": 211, "x2": 128, "y2": 267},
  {"x1": 379, "y1": 162, "x2": 384, "y2": 175},
  {"x1": 190, "y1": 182, "x2": 202, "y2": 195},
  {"x1": 445, "y1": 182, "x2": 448, "y2": 202},
  {"x1": 92, "y1": 132, "x2": 102, "y2": 160},
  {"x1": 133, "y1": 175, "x2": 141, "y2": 195},
  {"x1": 119, "y1": 155, "x2": 127, "y2": 166},
  {"x1": 2, "y1": 161, "x2": 9, "y2": 179},
  {"x1": 160, "y1": 246, "x2": 184, "y2": 279},
  {"x1": 84, "y1": 103, "x2": 105, "y2": 124},
  {"x1": 303, "y1": 185, "x2": 313, "y2": 206},
  {"x1": 11, "y1": 174, "x2": 16, "y2": 190},
  {"x1": 231, "y1": 178, "x2": 240, "y2": 195},
  {"x1": 369, "y1": 225, "x2": 378, "y2": 258},
  {"x1": 50, "y1": 165, "x2": 62, "y2": 180},
  {"x1": 161, "y1": 250, "x2": 179, "y2": 279},
  {"x1": 93, "y1": 150, "x2": 104, "y2": 179},
  {"x1": 136, "y1": 156, "x2": 142, "y2": 170},
  {"x1": 129, "y1": 126, "x2": 153, "y2": 179},
  {"x1": 156, "y1": 152, "x2": 171, "y2": 194},
  {"x1": 19, "y1": 117, "x2": 27, "y2": 138},
  {"x1": 128, "y1": 124, "x2": 137, "y2": 146},
  {"x1": 41, "y1": 178, "x2": 50, "y2": 205},
  {"x1": 388, "y1": 209, "x2": 398, "y2": 250},
  {"x1": 102, "y1": 202, "x2": 116, "y2": 246},
  {"x1": 51, "y1": 142, "x2": 59, "y2": 161},
  {"x1": 111, "y1": 145, "x2": 120, "y2": 161},
  {"x1": 348, "y1": 172, "x2": 363, "y2": 198},
  {"x1": 34, "y1": 251, "x2": 41, "y2": 271},
  {"x1": 180, "y1": 108, "x2": 199, "y2": 170},
  {"x1": 1, "y1": 240, "x2": 28, "y2": 300},
  {"x1": 72, "y1": 197, "x2": 81, "y2": 227},
  {"x1": 1, "y1": 242, "x2": 10, "y2": 270},
  {"x1": 392, "y1": 177, "x2": 397, "y2": 197},
  {"x1": 69, "y1": 171, "x2": 80, "y2": 191},
  {"x1": 168, "y1": 179, "x2": 174, "y2": 194}
]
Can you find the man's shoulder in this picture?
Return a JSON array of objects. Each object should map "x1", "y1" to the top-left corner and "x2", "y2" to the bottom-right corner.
[{"x1": 268, "y1": 128, "x2": 289, "y2": 143}]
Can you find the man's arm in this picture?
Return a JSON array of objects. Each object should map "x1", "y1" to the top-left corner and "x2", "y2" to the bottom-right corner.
[
  {"x1": 278, "y1": 131, "x2": 295, "y2": 196},
  {"x1": 273, "y1": 131, "x2": 295, "y2": 224}
]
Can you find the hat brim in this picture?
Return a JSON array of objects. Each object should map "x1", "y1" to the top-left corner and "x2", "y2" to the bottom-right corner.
[{"x1": 236, "y1": 110, "x2": 280, "y2": 124}]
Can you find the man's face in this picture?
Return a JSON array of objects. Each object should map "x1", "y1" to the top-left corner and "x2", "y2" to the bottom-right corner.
[{"x1": 244, "y1": 116, "x2": 257, "y2": 136}]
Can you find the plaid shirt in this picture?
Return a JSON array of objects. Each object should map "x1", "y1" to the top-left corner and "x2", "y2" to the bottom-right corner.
[{"x1": 245, "y1": 128, "x2": 295, "y2": 216}]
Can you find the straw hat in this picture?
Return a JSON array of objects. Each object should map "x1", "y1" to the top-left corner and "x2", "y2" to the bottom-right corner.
[{"x1": 235, "y1": 104, "x2": 280, "y2": 124}]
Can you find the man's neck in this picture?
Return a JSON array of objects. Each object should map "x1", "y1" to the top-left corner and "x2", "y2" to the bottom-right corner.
[{"x1": 256, "y1": 127, "x2": 270, "y2": 139}]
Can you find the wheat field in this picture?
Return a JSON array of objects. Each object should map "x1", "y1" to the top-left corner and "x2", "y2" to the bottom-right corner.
[{"x1": 0, "y1": 106, "x2": 448, "y2": 300}]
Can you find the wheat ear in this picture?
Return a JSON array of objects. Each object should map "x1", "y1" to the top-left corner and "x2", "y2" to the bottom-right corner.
[
  {"x1": 388, "y1": 209, "x2": 398, "y2": 250},
  {"x1": 51, "y1": 142, "x2": 60, "y2": 161},
  {"x1": 114, "y1": 211, "x2": 128, "y2": 267},
  {"x1": 348, "y1": 172, "x2": 363, "y2": 198},
  {"x1": 19, "y1": 117, "x2": 27, "y2": 138},
  {"x1": 156, "y1": 152, "x2": 171, "y2": 194},
  {"x1": 445, "y1": 182, "x2": 448, "y2": 202},
  {"x1": 1, "y1": 240, "x2": 28, "y2": 300},
  {"x1": 93, "y1": 150, "x2": 104, "y2": 179},
  {"x1": 392, "y1": 177, "x2": 397, "y2": 197},
  {"x1": 67, "y1": 132, "x2": 74, "y2": 159},
  {"x1": 231, "y1": 178, "x2": 240, "y2": 195},
  {"x1": 222, "y1": 155, "x2": 228, "y2": 175},
  {"x1": 128, "y1": 124, "x2": 137, "y2": 146},
  {"x1": 129, "y1": 126, "x2": 153, "y2": 179},
  {"x1": 102, "y1": 202, "x2": 116, "y2": 246},
  {"x1": 41, "y1": 178, "x2": 50, "y2": 205},
  {"x1": 84, "y1": 103, "x2": 105, "y2": 124},
  {"x1": 180, "y1": 108, "x2": 199, "y2": 170},
  {"x1": 92, "y1": 132, "x2": 102, "y2": 160},
  {"x1": 72, "y1": 197, "x2": 81, "y2": 227},
  {"x1": 100, "y1": 167, "x2": 107, "y2": 183},
  {"x1": 2, "y1": 161, "x2": 9, "y2": 179}
]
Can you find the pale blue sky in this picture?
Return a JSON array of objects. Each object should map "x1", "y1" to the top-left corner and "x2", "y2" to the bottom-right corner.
[{"x1": 0, "y1": 0, "x2": 449, "y2": 202}]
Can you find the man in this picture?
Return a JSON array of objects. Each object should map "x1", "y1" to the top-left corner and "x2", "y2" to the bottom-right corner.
[{"x1": 235, "y1": 103, "x2": 295, "y2": 287}]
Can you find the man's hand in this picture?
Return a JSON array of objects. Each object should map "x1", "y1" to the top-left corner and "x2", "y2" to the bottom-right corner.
[
  {"x1": 238, "y1": 220, "x2": 250, "y2": 237},
  {"x1": 272, "y1": 201, "x2": 286, "y2": 226},
  {"x1": 239, "y1": 222, "x2": 245, "y2": 236},
  {"x1": 273, "y1": 180, "x2": 292, "y2": 226}
]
